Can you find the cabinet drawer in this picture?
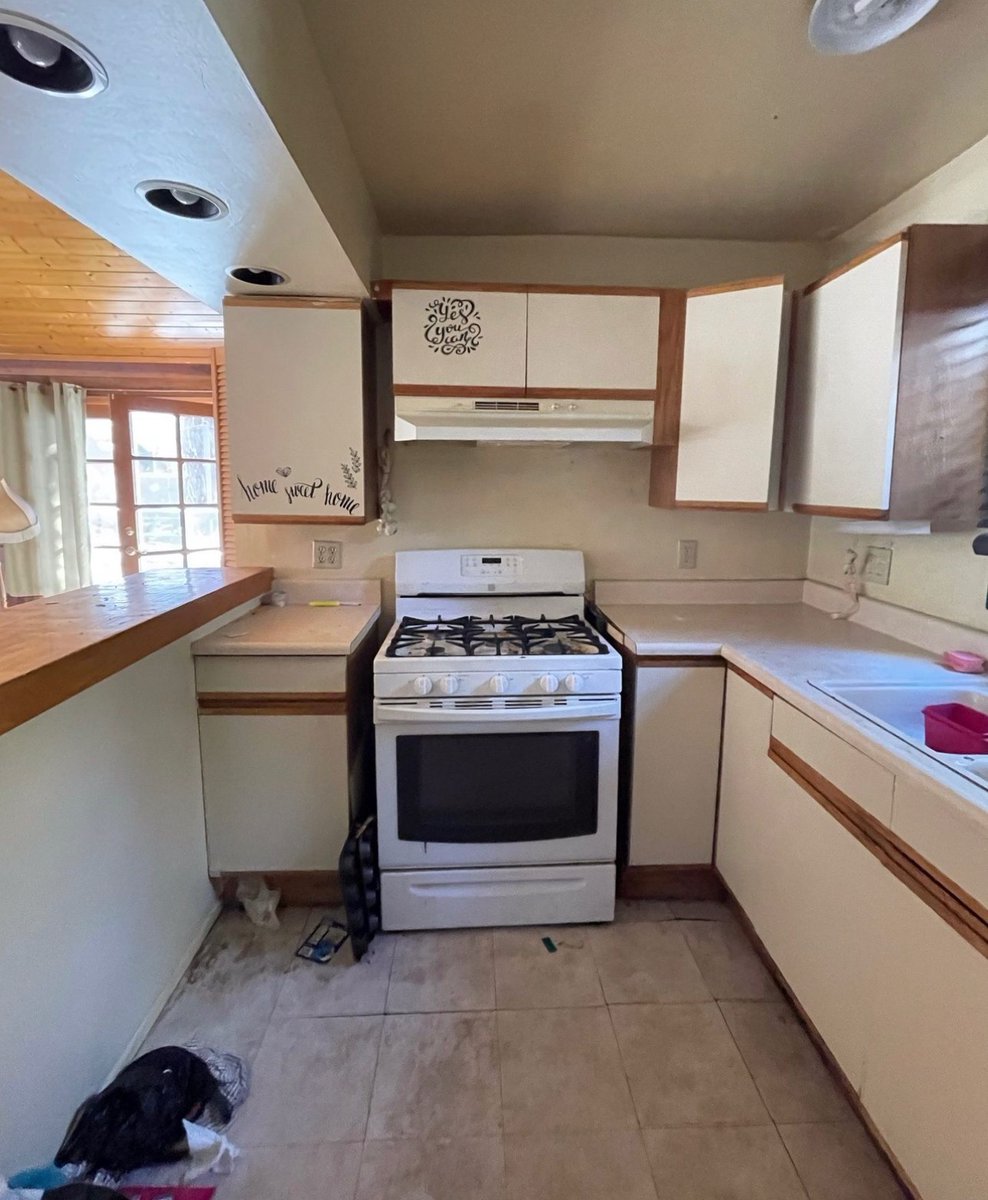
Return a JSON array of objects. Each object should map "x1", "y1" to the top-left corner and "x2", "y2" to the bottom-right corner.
[
  {"x1": 771, "y1": 699, "x2": 893, "y2": 823},
  {"x1": 195, "y1": 655, "x2": 347, "y2": 696}
]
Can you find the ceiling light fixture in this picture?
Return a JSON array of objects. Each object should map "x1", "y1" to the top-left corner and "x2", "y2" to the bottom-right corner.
[
  {"x1": 137, "y1": 181, "x2": 228, "y2": 221},
  {"x1": 808, "y1": 0, "x2": 942, "y2": 55},
  {"x1": 227, "y1": 266, "x2": 289, "y2": 287},
  {"x1": 0, "y1": 13, "x2": 107, "y2": 95}
]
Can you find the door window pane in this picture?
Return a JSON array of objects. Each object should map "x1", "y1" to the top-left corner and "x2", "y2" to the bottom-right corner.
[
  {"x1": 86, "y1": 461, "x2": 117, "y2": 504},
  {"x1": 182, "y1": 460, "x2": 217, "y2": 504},
  {"x1": 185, "y1": 506, "x2": 219, "y2": 549},
  {"x1": 133, "y1": 458, "x2": 180, "y2": 505},
  {"x1": 187, "y1": 549, "x2": 222, "y2": 567},
  {"x1": 85, "y1": 417, "x2": 114, "y2": 459},
  {"x1": 90, "y1": 548, "x2": 124, "y2": 583},
  {"x1": 88, "y1": 505, "x2": 120, "y2": 547},
  {"x1": 139, "y1": 553, "x2": 185, "y2": 571},
  {"x1": 180, "y1": 414, "x2": 216, "y2": 460},
  {"x1": 137, "y1": 506, "x2": 182, "y2": 552},
  {"x1": 130, "y1": 410, "x2": 177, "y2": 458}
]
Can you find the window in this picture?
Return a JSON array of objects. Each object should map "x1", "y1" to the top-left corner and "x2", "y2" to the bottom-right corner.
[{"x1": 85, "y1": 396, "x2": 222, "y2": 583}]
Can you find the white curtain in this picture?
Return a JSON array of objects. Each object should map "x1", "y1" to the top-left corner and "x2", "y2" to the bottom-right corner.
[{"x1": 0, "y1": 381, "x2": 92, "y2": 597}]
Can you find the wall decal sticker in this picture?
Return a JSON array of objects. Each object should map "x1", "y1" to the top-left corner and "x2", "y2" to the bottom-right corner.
[
  {"x1": 275, "y1": 466, "x2": 292, "y2": 478},
  {"x1": 423, "y1": 296, "x2": 483, "y2": 356}
]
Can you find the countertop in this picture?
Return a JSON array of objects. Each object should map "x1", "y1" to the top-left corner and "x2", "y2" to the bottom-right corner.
[
  {"x1": 0, "y1": 567, "x2": 273, "y2": 736},
  {"x1": 598, "y1": 600, "x2": 988, "y2": 825},
  {"x1": 192, "y1": 600, "x2": 380, "y2": 657}
]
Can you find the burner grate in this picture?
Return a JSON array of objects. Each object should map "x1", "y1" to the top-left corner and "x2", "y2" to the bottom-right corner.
[{"x1": 385, "y1": 613, "x2": 609, "y2": 658}]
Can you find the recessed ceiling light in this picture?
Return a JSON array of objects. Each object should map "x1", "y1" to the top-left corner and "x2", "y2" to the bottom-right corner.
[
  {"x1": 137, "y1": 181, "x2": 228, "y2": 221},
  {"x1": 227, "y1": 266, "x2": 290, "y2": 287},
  {"x1": 0, "y1": 13, "x2": 107, "y2": 95}
]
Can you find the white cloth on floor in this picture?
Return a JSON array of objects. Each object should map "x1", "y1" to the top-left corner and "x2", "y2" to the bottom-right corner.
[{"x1": 182, "y1": 1120, "x2": 240, "y2": 1181}]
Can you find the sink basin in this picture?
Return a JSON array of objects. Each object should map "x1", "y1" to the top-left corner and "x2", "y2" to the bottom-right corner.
[{"x1": 812, "y1": 680, "x2": 988, "y2": 791}]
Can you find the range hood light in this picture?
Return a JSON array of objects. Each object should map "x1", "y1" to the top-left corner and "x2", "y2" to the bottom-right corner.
[
  {"x1": 0, "y1": 13, "x2": 107, "y2": 96},
  {"x1": 137, "y1": 181, "x2": 228, "y2": 221},
  {"x1": 227, "y1": 266, "x2": 289, "y2": 287}
]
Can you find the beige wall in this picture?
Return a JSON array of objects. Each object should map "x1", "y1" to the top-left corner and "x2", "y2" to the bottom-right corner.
[
  {"x1": 806, "y1": 131, "x2": 988, "y2": 632},
  {"x1": 238, "y1": 235, "x2": 823, "y2": 607}
]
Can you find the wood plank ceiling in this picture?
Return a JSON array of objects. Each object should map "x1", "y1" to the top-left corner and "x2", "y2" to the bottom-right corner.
[{"x1": 0, "y1": 171, "x2": 223, "y2": 359}]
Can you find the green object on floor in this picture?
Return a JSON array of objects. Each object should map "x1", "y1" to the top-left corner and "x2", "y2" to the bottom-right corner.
[{"x1": 542, "y1": 936, "x2": 557, "y2": 953}]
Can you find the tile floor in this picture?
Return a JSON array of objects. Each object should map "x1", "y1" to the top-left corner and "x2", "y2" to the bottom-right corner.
[{"x1": 140, "y1": 899, "x2": 906, "y2": 1199}]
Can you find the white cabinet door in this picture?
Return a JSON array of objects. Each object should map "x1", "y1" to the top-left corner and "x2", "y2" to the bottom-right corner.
[
  {"x1": 630, "y1": 664, "x2": 724, "y2": 865},
  {"x1": 675, "y1": 282, "x2": 786, "y2": 507},
  {"x1": 526, "y1": 293, "x2": 660, "y2": 391},
  {"x1": 786, "y1": 241, "x2": 907, "y2": 513},
  {"x1": 224, "y1": 301, "x2": 370, "y2": 521},
  {"x1": 392, "y1": 288, "x2": 527, "y2": 390},
  {"x1": 200, "y1": 712, "x2": 350, "y2": 871},
  {"x1": 864, "y1": 881, "x2": 988, "y2": 1200}
]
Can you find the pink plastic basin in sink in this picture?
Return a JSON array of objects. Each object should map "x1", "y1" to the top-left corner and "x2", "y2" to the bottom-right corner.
[{"x1": 922, "y1": 703, "x2": 988, "y2": 754}]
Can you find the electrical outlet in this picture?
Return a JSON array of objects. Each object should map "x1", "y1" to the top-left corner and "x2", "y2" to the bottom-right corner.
[
  {"x1": 677, "y1": 539, "x2": 698, "y2": 570},
  {"x1": 312, "y1": 540, "x2": 342, "y2": 569},
  {"x1": 863, "y1": 545, "x2": 892, "y2": 586}
]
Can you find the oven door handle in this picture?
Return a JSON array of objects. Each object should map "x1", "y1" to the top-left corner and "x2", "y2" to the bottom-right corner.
[{"x1": 374, "y1": 700, "x2": 620, "y2": 722}]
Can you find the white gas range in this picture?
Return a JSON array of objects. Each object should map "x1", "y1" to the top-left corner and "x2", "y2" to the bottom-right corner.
[{"x1": 373, "y1": 549, "x2": 621, "y2": 930}]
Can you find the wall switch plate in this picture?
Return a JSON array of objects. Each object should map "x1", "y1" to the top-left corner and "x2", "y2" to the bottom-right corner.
[
  {"x1": 863, "y1": 545, "x2": 892, "y2": 585},
  {"x1": 677, "y1": 539, "x2": 698, "y2": 570},
  {"x1": 312, "y1": 540, "x2": 342, "y2": 569}
]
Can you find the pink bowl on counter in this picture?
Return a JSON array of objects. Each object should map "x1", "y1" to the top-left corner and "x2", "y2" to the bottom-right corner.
[{"x1": 923, "y1": 703, "x2": 988, "y2": 754}]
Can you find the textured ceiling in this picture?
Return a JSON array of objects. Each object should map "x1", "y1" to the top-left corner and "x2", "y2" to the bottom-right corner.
[{"x1": 304, "y1": 0, "x2": 988, "y2": 240}]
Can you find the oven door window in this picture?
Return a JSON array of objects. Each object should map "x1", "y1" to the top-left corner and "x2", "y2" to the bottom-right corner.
[{"x1": 396, "y1": 730, "x2": 599, "y2": 844}]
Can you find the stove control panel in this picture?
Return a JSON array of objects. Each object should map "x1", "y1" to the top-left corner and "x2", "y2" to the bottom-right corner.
[{"x1": 460, "y1": 553, "x2": 522, "y2": 578}]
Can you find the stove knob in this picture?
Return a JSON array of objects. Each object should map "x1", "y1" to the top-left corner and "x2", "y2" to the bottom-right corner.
[
  {"x1": 489, "y1": 674, "x2": 509, "y2": 694},
  {"x1": 564, "y1": 673, "x2": 582, "y2": 693},
  {"x1": 413, "y1": 675, "x2": 433, "y2": 696},
  {"x1": 539, "y1": 673, "x2": 560, "y2": 694},
  {"x1": 439, "y1": 674, "x2": 459, "y2": 695}
]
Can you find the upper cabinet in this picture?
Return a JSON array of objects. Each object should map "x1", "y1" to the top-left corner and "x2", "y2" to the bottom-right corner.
[
  {"x1": 650, "y1": 277, "x2": 788, "y2": 510},
  {"x1": 526, "y1": 292, "x2": 660, "y2": 393},
  {"x1": 223, "y1": 298, "x2": 376, "y2": 524},
  {"x1": 785, "y1": 225, "x2": 988, "y2": 529},
  {"x1": 391, "y1": 287, "x2": 527, "y2": 391}
]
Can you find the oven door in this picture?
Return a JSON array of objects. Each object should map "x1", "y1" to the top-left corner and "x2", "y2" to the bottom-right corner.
[{"x1": 375, "y1": 704, "x2": 619, "y2": 869}]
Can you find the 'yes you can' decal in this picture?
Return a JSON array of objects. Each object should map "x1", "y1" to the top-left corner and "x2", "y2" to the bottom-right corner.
[
  {"x1": 423, "y1": 296, "x2": 483, "y2": 355},
  {"x1": 237, "y1": 447, "x2": 362, "y2": 515}
]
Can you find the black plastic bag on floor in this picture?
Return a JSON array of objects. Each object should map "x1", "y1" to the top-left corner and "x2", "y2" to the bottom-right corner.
[
  {"x1": 43, "y1": 1187, "x2": 127, "y2": 1199},
  {"x1": 53, "y1": 1047, "x2": 232, "y2": 1177}
]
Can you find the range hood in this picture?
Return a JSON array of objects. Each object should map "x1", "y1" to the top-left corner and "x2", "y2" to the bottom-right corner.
[{"x1": 394, "y1": 395, "x2": 655, "y2": 444}]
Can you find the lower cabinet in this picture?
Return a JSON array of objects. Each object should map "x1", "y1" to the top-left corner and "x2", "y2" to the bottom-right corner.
[
  {"x1": 717, "y1": 669, "x2": 988, "y2": 1200},
  {"x1": 629, "y1": 663, "x2": 725, "y2": 866},
  {"x1": 199, "y1": 712, "x2": 350, "y2": 872}
]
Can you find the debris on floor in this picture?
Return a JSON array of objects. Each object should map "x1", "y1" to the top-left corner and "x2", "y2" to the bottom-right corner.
[
  {"x1": 295, "y1": 916, "x2": 349, "y2": 963},
  {"x1": 235, "y1": 875, "x2": 281, "y2": 928},
  {"x1": 541, "y1": 936, "x2": 558, "y2": 953}
]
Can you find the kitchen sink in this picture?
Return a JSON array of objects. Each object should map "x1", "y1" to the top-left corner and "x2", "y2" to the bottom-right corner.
[{"x1": 812, "y1": 680, "x2": 988, "y2": 791}]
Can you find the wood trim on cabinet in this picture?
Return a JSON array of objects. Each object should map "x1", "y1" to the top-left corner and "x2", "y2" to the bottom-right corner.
[
  {"x1": 222, "y1": 296, "x2": 362, "y2": 310},
  {"x1": 373, "y1": 279, "x2": 668, "y2": 300},
  {"x1": 718, "y1": 874, "x2": 923, "y2": 1200},
  {"x1": 727, "y1": 664, "x2": 774, "y2": 699},
  {"x1": 211, "y1": 347, "x2": 236, "y2": 566},
  {"x1": 801, "y1": 233, "x2": 908, "y2": 297},
  {"x1": 212, "y1": 870, "x2": 342, "y2": 906},
  {"x1": 0, "y1": 568, "x2": 273, "y2": 736},
  {"x1": 673, "y1": 500, "x2": 769, "y2": 511},
  {"x1": 791, "y1": 504, "x2": 889, "y2": 520},
  {"x1": 198, "y1": 693, "x2": 348, "y2": 716},
  {"x1": 769, "y1": 737, "x2": 988, "y2": 961},
  {"x1": 619, "y1": 864, "x2": 725, "y2": 901},
  {"x1": 636, "y1": 655, "x2": 725, "y2": 668},
  {"x1": 686, "y1": 275, "x2": 785, "y2": 298},
  {"x1": 525, "y1": 386, "x2": 657, "y2": 401},
  {"x1": 648, "y1": 289, "x2": 687, "y2": 505},
  {"x1": 230, "y1": 513, "x2": 369, "y2": 526}
]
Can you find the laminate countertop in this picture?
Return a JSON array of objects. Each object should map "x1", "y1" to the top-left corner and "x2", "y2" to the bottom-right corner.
[
  {"x1": 191, "y1": 600, "x2": 381, "y2": 657},
  {"x1": 0, "y1": 567, "x2": 273, "y2": 735}
]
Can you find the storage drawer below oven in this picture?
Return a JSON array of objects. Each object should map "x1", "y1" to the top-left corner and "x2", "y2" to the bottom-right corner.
[{"x1": 381, "y1": 863, "x2": 616, "y2": 930}]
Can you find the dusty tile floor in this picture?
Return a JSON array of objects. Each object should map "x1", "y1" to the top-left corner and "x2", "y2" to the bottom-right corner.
[{"x1": 140, "y1": 900, "x2": 906, "y2": 1200}]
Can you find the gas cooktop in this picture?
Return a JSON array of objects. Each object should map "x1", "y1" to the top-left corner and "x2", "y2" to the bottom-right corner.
[{"x1": 385, "y1": 613, "x2": 610, "y2": 658}]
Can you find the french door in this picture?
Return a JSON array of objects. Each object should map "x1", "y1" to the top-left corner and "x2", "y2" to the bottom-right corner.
[{"x1": 85, "y1": 395, "x2": 222, "y2": 582}]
